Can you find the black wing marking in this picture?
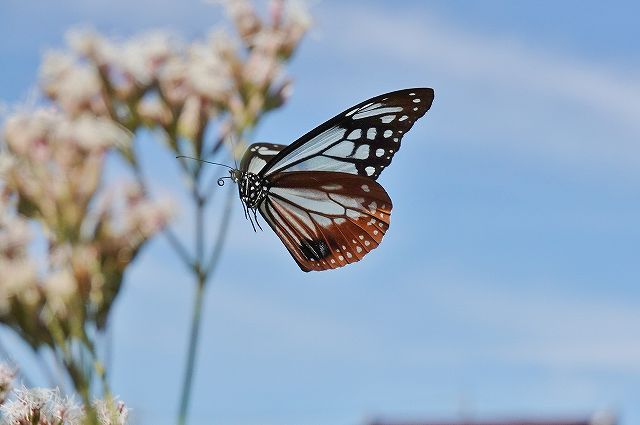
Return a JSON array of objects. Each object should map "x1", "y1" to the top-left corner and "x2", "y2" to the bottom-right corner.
[
  {"x1": 239, "y1": 143, "x2": 288, "y2": 174},
  {"x1": 259, "y1": 88, "x2": 434, "y2": 180}
]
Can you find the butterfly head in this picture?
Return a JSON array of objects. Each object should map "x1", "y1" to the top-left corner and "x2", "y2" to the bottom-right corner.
[{"x1": 229, "y1": 169, "x2": 243, "y2": 183}]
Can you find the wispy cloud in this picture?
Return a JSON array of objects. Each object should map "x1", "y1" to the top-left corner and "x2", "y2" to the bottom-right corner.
[
  {"x1": 326, "y1": 4, "x2": 640, "y2": 131},
  {"x1": 418, "y1": 270, "x2": 640, "y2": 373}
]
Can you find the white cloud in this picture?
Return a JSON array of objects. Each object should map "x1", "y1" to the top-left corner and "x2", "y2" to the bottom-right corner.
[
  {"x1": 326, "y1": 4, "x2": 640, "y2": 132},
  {"x1": 418, "y1": 271, "x2": 640, "y2": 373}
]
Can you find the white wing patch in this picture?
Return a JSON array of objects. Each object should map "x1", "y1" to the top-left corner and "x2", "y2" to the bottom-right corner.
[
  {"x1": 240, "y1": 143, "x2": 288, "y2": 174},
  {"x1": 352, "y1": 106, "x2": 403, "y2": 119},
  {"x1": 247, "y1": 157, "x2": 267, "y2": 174},
  {"x1": 267, "y1": 127, "x2": 346, "y2": 173}
]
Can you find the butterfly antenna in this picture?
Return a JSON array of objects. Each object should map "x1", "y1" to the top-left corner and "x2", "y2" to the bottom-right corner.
[{"x1": 176, "y1": 155, "x2": 235, "y2": 170}]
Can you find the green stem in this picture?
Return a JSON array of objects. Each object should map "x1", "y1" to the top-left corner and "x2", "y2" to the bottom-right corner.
[
  {"x1": 81, "y1": 330, "x2": 112, "y2": 399},
  {"x1": 176, "y1": 270, "x2": 206, "y2": 425},
  {"x1": 177, "y1": 185, "x2": 206, "y2": 425},
  {"x1": 175, "y1": 122, "x2": 252, "y2": 425},
  {"x1": 47, "y1": 319, "x2": 99, "y2": 425}
]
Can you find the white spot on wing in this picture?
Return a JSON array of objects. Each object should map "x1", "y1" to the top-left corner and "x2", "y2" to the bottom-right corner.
[
  {"x1": 324, "y1": 141, "x2": 355, "y2": 157},
  {"x1": 361, "y1": 184, "x2": 370, "y2": 192},
  {"x1": 270, "y1": 187, "x2": 345, "y2": 215},
  {"x1": 248, "y1": 157, "x2": 267, "y2": 174},
  {"x1": 287, "y1": 156, "x2": 357, "y2": 174},
  {"x1": 321, "y1": 184, "x2": 343, "y2": 191},
  {"x1": 345, "y1": 108, "x2": 358, "y2": 116},
  {"x1": 353, "y1": 106, "x2": 403, "y2": 119},
  {"x1": 365, "y1": 166, "x2": 375, "y2": 176},
  {"x1": 376, "y1": 148, "x2": 384, "y2": 157},
  {"x1": 346, "y1": 209, "x2": 361, "y2": 219},
  {"x1": 329, "y1": 193, "x2": 366, "y2": 210},
  {"x1": 380, "y1": 115, "x2": 395, "y2": 123},
  {"x1": 347, "y1": 129, "x2": 362, "y2": 140},
  {"x1": 257, "y1": 146, "x2": 280, "y2": 155},
  {"x1": 311, "y1": 212, "x2": 332, "y2": 228},
  {"x1": 353, "y1": 144, "x2": 370, "y2": 159},
  {"x1": 367, "y1": 128, "x2": 376, "y2": 140},
  {"x1": 399, "y1": 115, "x2": 408, "y2": 121},
  {"x1": 383, "y1": 130, "x2": 393, "y2": 138}
]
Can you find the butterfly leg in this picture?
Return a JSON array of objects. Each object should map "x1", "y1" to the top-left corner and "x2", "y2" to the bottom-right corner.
[
  {"x1": 252, "y1": 207, "x2": 263, "y2": 231},
  {"x1": 247, "y1": 206, "x2": 258, "y2": 232}
]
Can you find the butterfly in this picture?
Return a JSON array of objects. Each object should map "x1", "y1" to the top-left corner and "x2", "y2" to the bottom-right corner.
[{"x1": 227, "y1": 88, "x2": 434, "y2": 272}]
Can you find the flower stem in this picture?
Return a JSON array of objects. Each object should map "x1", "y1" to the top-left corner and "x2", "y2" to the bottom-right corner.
[
  {"x1": 176, "y1": 270, "x2": 206, "y2": 425},
  {"x1": 177, "y1": 186, "x2": 206, "y2": 425}
]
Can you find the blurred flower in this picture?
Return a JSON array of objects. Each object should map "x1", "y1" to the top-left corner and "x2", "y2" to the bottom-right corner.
[
  {"x1": 281, "y1": 0, "x2": 312, "y2": 57},
  {"x1": 177, "y1": 96, "x2": 205, "y2": 140},
  {"x1": 218, "y1": 0, "x2": 262, "y2": 42},
  {"x1": 1, "y1": 386, "x2": 83, "y2": 425},
  {"x1": 43, "y1": 268, "x2": 76, "y2": 317},
  {"x1": 0, "y1": 196, "x2": 40, "y2": 317},
  {"x1": 66, "y1": 27, "x2": 116, "y2": 66},
  {"x1": 40, "y1": 52, "x2": 104, "y2": 116},
  {"x1": 187, "y1": 37, "x2": 232, "y2": 104},
  {"x1": 137, "y1": 95, "x2": 173, "y2": 127},
  {"x1": 0, "y1": 0, "x2": 308, "y2": 412},
  {"x1": 94, "y1": 398, "x2": 129, "y2": 425},
  {"x1": 0, "y1": 363, "x2": 16, "y2": 405},
  {"x1": 0, "y1": 384, "x2": 127, "y2": 424},
  {"x1": 117, "y1": 32, "x2": 177, "y2": 86}
]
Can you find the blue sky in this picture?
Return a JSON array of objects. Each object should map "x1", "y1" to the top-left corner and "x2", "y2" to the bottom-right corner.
[{"x1": 1, "y1": 1, "x2": 639, "y2": 425}]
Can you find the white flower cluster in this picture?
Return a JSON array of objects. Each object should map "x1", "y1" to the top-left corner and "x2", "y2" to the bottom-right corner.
[
  {"x1": 0, "y1": 194, "x2": 39, "y2": 316},
  {"x1": 0, "y1": 108, "x2": 173, "y2": 342},
  {"x1": 1, "y1": 386, "x2": 83, "y2": 425},
  {"x1": 0, "y1": 0, "x2": 309, "y2": 410},
  {"x1": 0, "y1": 385, "x2": 128, "y2": 425},
  {"x1": 37, "y1": 0, "x2": 310, "y2": 153}
]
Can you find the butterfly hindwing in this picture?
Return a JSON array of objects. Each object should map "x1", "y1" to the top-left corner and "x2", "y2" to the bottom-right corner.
[
  {"x1": 259, "y1": 88, "x2": 434, "y2": 180},
  {"x1": 240, "y1": 143, "x2": 288, "y2": 174},
  {"x1": 258, "y1": 171, "x2": 392, "y2": 272}
]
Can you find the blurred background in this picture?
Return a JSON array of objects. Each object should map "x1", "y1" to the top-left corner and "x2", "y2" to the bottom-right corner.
[{"x1": 0, "y1": 1, "x2": 638, "y2": 424}]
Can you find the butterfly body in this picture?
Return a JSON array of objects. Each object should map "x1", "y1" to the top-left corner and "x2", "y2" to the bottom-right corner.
[
  {"x1": 235, "y1": 171, "x2": 269, "y2": 209},
  {"x1": 229, "y1": 88, "x2": 434, "y2": 272}
]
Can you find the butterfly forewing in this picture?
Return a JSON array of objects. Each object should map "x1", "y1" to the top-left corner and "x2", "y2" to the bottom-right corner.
[
  {"x1": 260, "y1": 88, "x2": 434, "y2": 180},
  {"x1": 258, "y1": 171, "x2": 392, "y2": 272},
  {"x1": 240, "y1": 143, "x2": 288, "y2": 174}
]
